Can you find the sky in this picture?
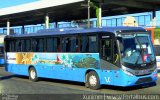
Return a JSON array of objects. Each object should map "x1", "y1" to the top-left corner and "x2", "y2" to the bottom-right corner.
[
  {"x1": 0, "y1": 0, "x2": 39, "y2": 8},
  {"x1": 0, "y1": 0, "x2": 160, "y2": 27}
]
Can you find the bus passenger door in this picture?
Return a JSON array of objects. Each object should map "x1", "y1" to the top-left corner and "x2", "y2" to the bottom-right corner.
[{"x1": 100, "y1": 36, "x2": 119, "y2": 85}]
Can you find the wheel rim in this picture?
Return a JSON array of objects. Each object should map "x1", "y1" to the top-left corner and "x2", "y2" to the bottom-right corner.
[
  {"x1": 89, "y1": 75, "x2": 97, "y2": 86},
  {"x1": 30, "y1": 70, "x2": 36, "y2": 79}
]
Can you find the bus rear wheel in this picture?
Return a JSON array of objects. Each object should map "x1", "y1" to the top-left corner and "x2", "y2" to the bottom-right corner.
[
  {"x1": 29, "y1": 67, "x2": 38, "y2": 82},
  {"x1": 86, "y1": 71, "x2": 101, "y2": 90}
]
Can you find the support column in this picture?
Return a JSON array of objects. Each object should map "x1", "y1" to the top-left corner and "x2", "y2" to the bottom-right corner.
[
  {"x1": 22, "y1": 25, "x2": 25, "y2": 34},
  {"x1": 7, "y1": 20, "x2": 10, "y2": 35},
  {"x1": 45, "y1": 14, "x2": 49, "y2": 29},
  {"x1": 116, "y1": 18, "x2": 118, "y2": 26},
  {"x1": 88, "y1": 0, "x2": 90, "y2": 28},
  {"x1": 97, "y1": 4, "x2": 102, "y2": 28},
  {"x1": 152, "y1": 10, "x2": 156, "y2": 27},
  {"x1": 54, "y1": 22, "x2": 58, "y2": 28}
]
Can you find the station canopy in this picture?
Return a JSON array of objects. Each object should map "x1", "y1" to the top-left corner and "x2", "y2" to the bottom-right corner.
[{"x1": 0, "y1": 0, "x2": 160, "y2": 27}]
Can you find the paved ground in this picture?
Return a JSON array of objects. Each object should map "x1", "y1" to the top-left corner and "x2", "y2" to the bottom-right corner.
[{"x1": 0, "y1": 67, "x2": 160, "y2": 100}]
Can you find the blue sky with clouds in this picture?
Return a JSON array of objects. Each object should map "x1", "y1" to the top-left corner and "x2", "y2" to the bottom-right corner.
[{"x1": 0, "y1": 0, "x2": 39, "y2": 8}]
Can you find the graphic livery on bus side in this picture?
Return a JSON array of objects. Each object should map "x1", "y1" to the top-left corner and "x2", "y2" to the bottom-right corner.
[{"x1": 4, "y1": 27, "x2": 158, "y2": 89}]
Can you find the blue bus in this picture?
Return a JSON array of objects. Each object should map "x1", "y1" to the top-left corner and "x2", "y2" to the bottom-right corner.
[
  {"x1": 4, "y1": 27, "x2": 158, "y2": 89},
  {"x1": 0, "y1": 35, "x2": 5, "y2": 65}
]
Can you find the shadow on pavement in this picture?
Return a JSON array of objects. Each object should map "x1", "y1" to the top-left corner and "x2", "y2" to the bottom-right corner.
[
  {"x1": 34, "y1": 77, "x2": 157, "y2": 91},
  {"x1": 1, "y1": 74, "x2": 157, "y2": 91},
  {"x1": 0, "y1": 75, "x2": 17, "y2": 81},
  {"x1": 0, "y1": 74, "x2": 28, "y2": 81},
  {"x1": 101, "y1": 82, "x2": 157, "y2": 91},
  {"x1": 40, "y1": 77, "x2": 85, "y2": 87}
]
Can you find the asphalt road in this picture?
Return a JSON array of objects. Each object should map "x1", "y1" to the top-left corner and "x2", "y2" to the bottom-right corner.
[{"x1": 0, "y1": 67, "x2": 160, "y2": 100}]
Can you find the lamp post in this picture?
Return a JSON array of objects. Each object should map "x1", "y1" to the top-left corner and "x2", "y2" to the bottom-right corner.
[{"x1": 88, "y1": 0, "x2": 90, "y2": 28}]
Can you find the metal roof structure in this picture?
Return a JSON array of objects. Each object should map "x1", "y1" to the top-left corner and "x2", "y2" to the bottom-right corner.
[{"x1": 0, "y1": 0, "x2": 160, "y2": 27}]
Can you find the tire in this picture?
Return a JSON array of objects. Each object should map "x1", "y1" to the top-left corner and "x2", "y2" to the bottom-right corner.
[
  {"x1": 29, "y1": 67, "x2": 38, "y2": 82},
  {"x1": 86, "y1": 71, "x2": 101, "y2": 90}
]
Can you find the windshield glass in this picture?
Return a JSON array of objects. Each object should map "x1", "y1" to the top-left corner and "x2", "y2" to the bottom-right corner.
[{"x1": 118, "y1": 33, "x2": 155, "y2": 65}]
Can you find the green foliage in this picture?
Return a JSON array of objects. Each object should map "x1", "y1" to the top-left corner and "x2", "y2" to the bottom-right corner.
[{"x1": 154, "y1": 28, "x2": 160, "y2": 39}]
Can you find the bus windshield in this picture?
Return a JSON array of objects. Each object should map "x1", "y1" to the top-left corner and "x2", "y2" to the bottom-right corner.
[{"x1": 118, "y1": 33, "x2": 155, "y2": 66}]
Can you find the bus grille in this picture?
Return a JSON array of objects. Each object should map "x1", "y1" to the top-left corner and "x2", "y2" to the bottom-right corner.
[{"x1": 135, "y1": 77, "x2": 152, "y2": 84}]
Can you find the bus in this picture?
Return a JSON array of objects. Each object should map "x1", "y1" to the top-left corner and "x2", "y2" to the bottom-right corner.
[
  {"x1": 0, "y1": 35, "x2": 5, "y2": 65},
  {"x1": 4, "y1": 27, "x2": 158, "y2": 89},
  {"x1": 154, "y1": 45, "x2": 160, "y2": 70}
]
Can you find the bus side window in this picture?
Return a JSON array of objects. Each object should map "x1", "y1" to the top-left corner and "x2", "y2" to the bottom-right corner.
[
  {"x1": 26, "y1": 39, "x2": 31, "y2": 52},
  {"x1": 89, "y1": 36, "x2": 97, "y2": 52},
  {"x1": 46, "y1": 37, "x2": 60, "y2": 52},
  {"x1": 38, "y1": 38, "x2": 44, "y2": 52},
  {"x1": 10, "y1": 40, "x2": 15, "y2": 52},
  {"x1": 62, "y1": 37, "x2": 68, "y2": 52},
  {"x1": 57, "y1": 38, "x2": 61, "y2": 52},
  {"x1": 46, "y1": 38, "x2": 53, "y2": 52},
  {"x1": 21, "y1": 40, "x2": 25, "y2": 52},
  {"x1": 70, "y1": 37, "x2": 78, "y2": 52},
  {"x1": 60, "y1": 37, "x2": 78, "y2": 52},
  {"x1": 81, "y1": 36, "x2": 88, "y2": 52},
  {"x1": 32, "y1": 39, "x2": 38, "y2": 52},
  {"x1": 7, "y1": 41, "x2": 11, "y2": 52},
  {"x1": 16, "y1": 40, "x2": 21, "y2": 52},
  {"x1": 46, "y1": 37, "x2": 58, "y2": 52},
  {"x1": 76, "y1": 38, "x2": 79, "y2": 52},
  {"x1": 53, "y1": 38, "x2": 58, "y2": 52}
]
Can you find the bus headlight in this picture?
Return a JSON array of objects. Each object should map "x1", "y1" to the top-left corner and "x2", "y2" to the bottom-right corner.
[
  {"x1": 154, "y1": 68, "x2": 157, "y2": 72},
  {"x1": 122, "y1": 65, "x2": 134, "y2": 76},
  {"x1": 123, "y1": 69, "x2": 134, "y2": 76}
]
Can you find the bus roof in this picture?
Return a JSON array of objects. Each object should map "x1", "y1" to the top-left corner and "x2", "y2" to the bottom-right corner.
[{"x1": 6, "y1": 26, "x2": 146, "y2": 38}]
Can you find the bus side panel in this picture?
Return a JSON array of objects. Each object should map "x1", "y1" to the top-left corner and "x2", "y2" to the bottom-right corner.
[
  {"x1": 5, "y1": 64, "x2": 29, "y2": 76},
  {"x1": 5, "y1": 52, "x2": 29, "y2": 75},
  {"x1": 100, "y1": 69, "x2": 158, "y2": 87},
  {"x1": 99, "y1": 70, "x2": 117, "y2": 85},
  {"x1": 35, "y1": 65, "x2": 87, "y2": 82},
  {"x1": 33, "y1": 52, "x2": 100, "y2": 82},
  {"x1": 6, "y1": 52, "x2": 100, "y2": 82}
]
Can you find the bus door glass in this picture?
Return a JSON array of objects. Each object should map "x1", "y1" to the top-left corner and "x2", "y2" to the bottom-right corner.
[
  {"x1": 100, "y1": 36, "x2": 112, "y2": 63},
  {"x1": 100, "y1": 34, "x2": 119, "y2": 85},
  {"x1": 100, "y1": 34, "x2": 120, "y2": 70}
]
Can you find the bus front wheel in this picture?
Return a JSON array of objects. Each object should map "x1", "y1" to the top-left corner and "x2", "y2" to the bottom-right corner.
[
  {"x1": 29, "y1": 67, "x2": 38, "y2": 82},
  {"x1": 86, "y1": 71, "x2": 101, "y2": 90}
]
